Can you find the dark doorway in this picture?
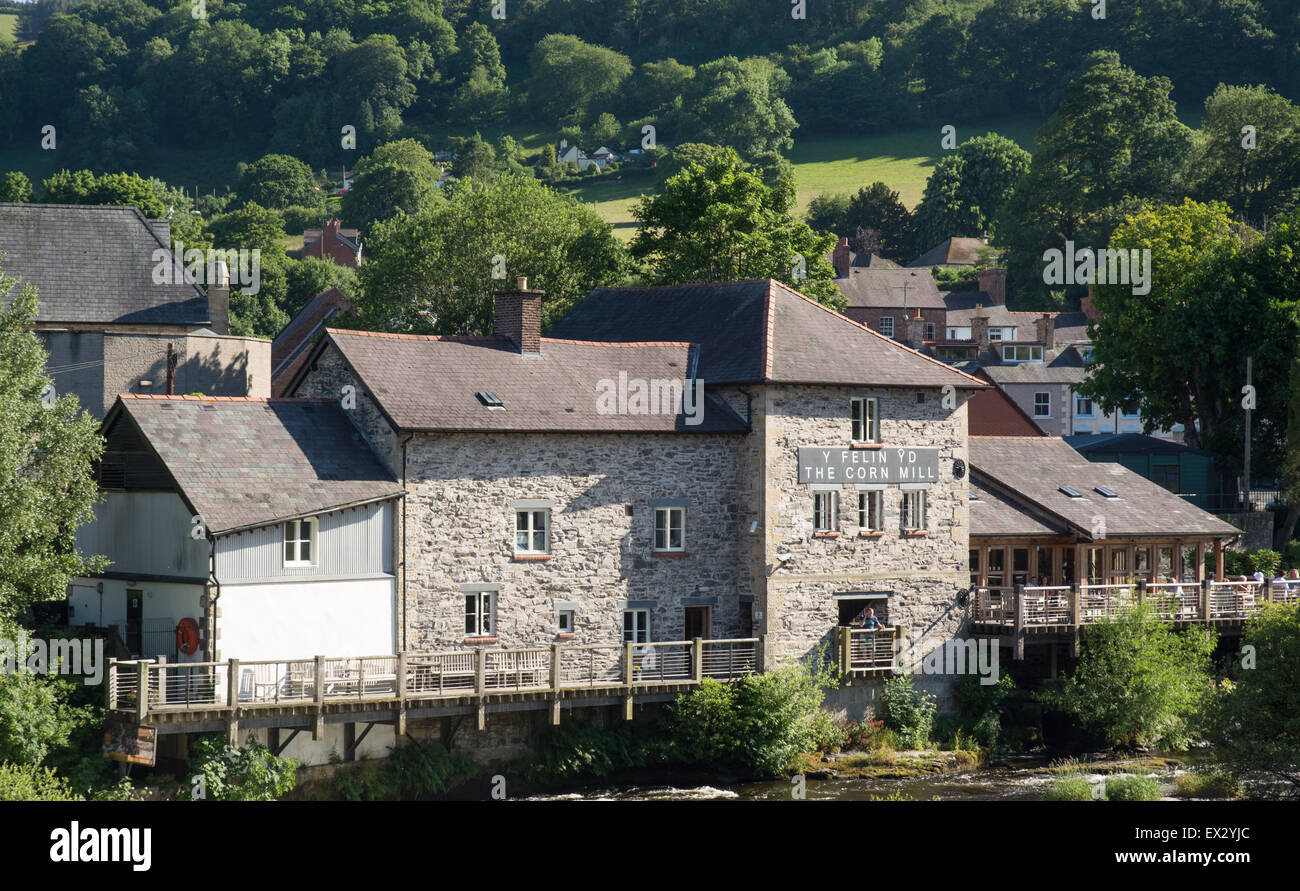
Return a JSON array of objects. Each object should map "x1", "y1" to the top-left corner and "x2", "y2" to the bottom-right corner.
[
  {"x1": 738, "y1": 601, "x2": 753, "y2": 638},
  {"x1": 126, "y1": 589, "x2": 143, "y2": 655},
  {"x1": 684, "y1": 606, "x2": 710, "y2": 639},
  {"x1": 838, "y1": 597, "x2": 889, "y2": 626}
]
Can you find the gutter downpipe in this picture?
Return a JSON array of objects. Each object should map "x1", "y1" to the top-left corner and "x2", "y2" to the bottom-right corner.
[
  {"x1": 401, "y1": 432, "x2": 414, "y2": 653},
  {"x1": 206, "y1": 533, "x2": 220, "y2": 663}
]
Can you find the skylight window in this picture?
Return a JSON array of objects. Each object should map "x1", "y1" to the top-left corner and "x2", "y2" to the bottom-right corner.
[
  {"x1": 476, "y1": 391, "x2": 505, "y2": 410},
  {"x1": 1095, "y1": 487, "x2": 1118, "y2": 498},
  {"x1": 1059, "y1": 486, "x2": 1083, "y2": 498}
]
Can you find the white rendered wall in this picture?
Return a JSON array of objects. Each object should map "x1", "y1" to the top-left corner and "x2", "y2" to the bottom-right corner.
[{"x1": 217, "y1": 577, "x2": 396, "y2": 662}]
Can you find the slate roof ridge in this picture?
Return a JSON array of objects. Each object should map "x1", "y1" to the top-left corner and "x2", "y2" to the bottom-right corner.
[
  {"x1": 119, "y1": 394, "x2": 335, "y2": 403},
  {"x1": 772, "y1": 279, "x2": 988, "y2": 387},
  {"x1": 326, "y1": 327, "x2": 506, "y2": 343},
  {"x1": 540, "y1": 337, "x2": 696, "y2": 348}
]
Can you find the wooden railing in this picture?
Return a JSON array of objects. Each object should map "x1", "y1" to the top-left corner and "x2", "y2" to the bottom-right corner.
[
  {"x1": 108, "y1": 638, "x2": 762, "y2": 718},
  {"x1": 834, "y1": 626, "x2": 901, "y2": 674},
  {"x1": 972, "y1": 580, "x2": 1298, "y2": 631}
]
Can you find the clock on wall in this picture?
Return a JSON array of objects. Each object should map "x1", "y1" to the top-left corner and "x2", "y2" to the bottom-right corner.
[{"x1": 953, "y1": 458, "x2": 966, "y2": 480}]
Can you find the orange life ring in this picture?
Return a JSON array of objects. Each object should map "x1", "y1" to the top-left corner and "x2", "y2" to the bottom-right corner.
[{"x1": 176, "y1": 618, "x2": 200, "y2": 655}]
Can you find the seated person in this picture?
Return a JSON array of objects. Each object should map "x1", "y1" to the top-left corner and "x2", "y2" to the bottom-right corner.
[{"x1": 850, "y1": 607, "x2": 885, "y2": 631}]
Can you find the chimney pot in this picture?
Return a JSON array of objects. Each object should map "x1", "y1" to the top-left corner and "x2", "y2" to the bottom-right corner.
[
  {"x1": 517, "y1": 276, "x2": 528, "y2": 291},
  {"x1": 494, "y1": 281, "x2": 543, "y2": 354}
]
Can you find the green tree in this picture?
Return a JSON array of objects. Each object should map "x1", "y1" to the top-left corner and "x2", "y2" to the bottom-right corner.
[
  {"x1": 0, "y1": 261, "x2": 105, "y2": 624},
  {"x1": 208, "y1": 202, "x2": 291, "y2": 338},
  {"x1": 844, "y1": 181, "x2": 915, "y2": 260},
  {"x1": 451, "y1": 133, "x2": 498, "y2": 182},
  {"x1": 285, "y1": 256, "x2": 358, "y2": 320},
  {"x1": 356, "y1": 173, "x2": 626, "y2": 336},
  {"x1": 341, "y1": 138, "x2": 440, "y2": 229},
  {"x1": 184, "y1": 736, "x2": 298, "y2": 801},
  {"x1": 674, "y1": 56, "x2": 796, "y2": 154},
  {"x1": 237, "y1": 154, "x2": 322, "y2": 212},
  {"x1": 526, "y1": 34, "x2": 632, "y2": 124},
  {"x1": 1041, "y1": 604, "x2": 1218, "y2": 750},
  {"x1": 912, "y1": 133, "x2": 1029, "y2": 249},
  {"x1": 40, "y1": 169, "x2": 165, "y2": 218},
  {"x1": 631, "y1": 148, "x2": 840, "y2": 305},
  {"x1": 806, "y1": 192, "x2": 851, "y2": 236},
  {"x1": 0, "y1": 171, "x2": 32, "y2": 203}
]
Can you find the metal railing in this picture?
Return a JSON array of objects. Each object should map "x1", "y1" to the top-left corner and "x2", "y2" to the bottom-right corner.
[{"x1": 109, "y1": 638, "x2": 763, "y2": 717}]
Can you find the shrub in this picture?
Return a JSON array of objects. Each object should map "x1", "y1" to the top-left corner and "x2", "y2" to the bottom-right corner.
[
  {"x1": 333, "y1": 739, "x2": 477, "y2": 800},
  {"x1": 881, "y1": 674, "x2": 937, "y2": 749},
  {"x1": 0, "y1": 763, "x2": 82, "y2": 801},
  {"x1": 535, "y1": 721, "x2": 653, "y2": 779},
  {"x1": 1172, "y1": 771, "x2": 1241, "y2": 799},
  {"x1": 1042, "y1": 774, "x2": 1097, "y2": 801},
  {"x1": 184, "y1": 736, "x2": 298, "y2": 801},
  {"x1": 1283, "y1": 541, "x2": 1300, "y2": 571},
  {"x1": 1105, "y1": 774, "x2": 1162, "y2": 801}
]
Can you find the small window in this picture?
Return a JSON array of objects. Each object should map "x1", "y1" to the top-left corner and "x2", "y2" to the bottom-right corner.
[
  {"x1": 988, "y1": 329, "x2": 1004, "y2": 341},
  {"x1": 1121, "y1": 408, "x2": 1141, "y2": 419},
  {"x1": 476, "y1": 391, "x2": 505, "y2": 410},
  {"x1": 1059, "y1": 486, "x2": 1082, "y2": 498},
  {"x1": 1033, "y1": 392, "x2": 1050, "y2": 417},
  {"x1": 858, "y1": 491, "x2": 883, "y2": 531},
  {"x1": 851, "y1": 397, "x2": 879, "y2": 443},
  {"x1": 515, "y1": 509, "x2": 549, "y2": 553},
  {"x1": 1002, "y1": 344, "x2": 1043, "y2": 362},
  {"x1": 924, "y1": 322, "x2": 936, "y2": 341},
  {"x1": 879, "y1": 317, "x2": 894, "y2": 338},
  {"x1": 622, "y1": 609, "x2": 649, "y2": 644},
  {"x1": 1094, "y1": 486, "x2": 1117, "y2": 499},
  {"x1": 901, "y1": 490, "x2": 926, "y2": 531},
  {"x1": 557, "y1": 610, "x2": 574, "y2": 634},
  {"x1": 1075, "y1": 397, "x2": 1093, "y2": 417},
  {"x1": 465, "y1": 591, "x2": 495, "y2": 636},
  {"x1": 284, "y1": 518, "x2": 317, "y2": 565},
  {"x1": 654, "y1": 506, "x2": 685, "y2": 551},
  {"x1": 814, "y1": 491, "x2": 838, "y2": 532}
]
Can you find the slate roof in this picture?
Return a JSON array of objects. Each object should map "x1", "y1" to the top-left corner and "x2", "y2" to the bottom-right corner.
[
  {"x1": 980, "y1": 351, "x2": 1088, "y2": 385},
  {"x1": 1065, "y1": 433, "x2": 1209, "y2": 457},
  {"x1": 969, "y1": 437, "x2": 1239, "y2": 538},
  {"x1": 303, "y1": 226, "x2": 361, "y2": 252},
  {"x1": 969, "y1": 477, "x2": 1061, "y2": 537},
  {"x1": 272, "y1": 287, "x2": 353, "y2": 395},
  {"x1": 547, "y1": 279, "x2": 985, "y2": 389},
  {"x1": 909, "y1": 237, "x2": 990, "y2": 268},
  {"x1": 1007, "y1": 310, "x2": 1092, "y2": 345},
  {"x1": 834, "y1": 266, "x2": 947, "y2": 309},
  {"x1": 305, "y1": 330, "x2": 751, "y2": 434},
  {"x1": 943, "y1": 294, "x2": 1019, "y2": 328},
  {"x1": 105, "y1": 396, "x2": 402, "y2": 535},
  {"x1": 0, "y1": 203, "x2": 210, "y2": 325}
]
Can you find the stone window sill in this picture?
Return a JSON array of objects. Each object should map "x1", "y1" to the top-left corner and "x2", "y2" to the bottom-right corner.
[
  {"x1": 556, "y1": 632, "x2": 575, "y2": 640},
  {"x1": 850, "y1": 442, "x2": 884, "y2": 450},
  {"x1": 464, "y1": 636, "x2": 498, "y2": 644},
  {"x1": 858, "y1": 531, "x2": 884, "y2": 538},
  {"x1": 900, "y1": 530, "x2": 928, "y2": 537},
  {"x1": 651, "y1": 551, "x2": 689, "y2": 558},
  {"x1": 513, "y1": 553, "x2": 552, "y2": 562},
  {"x1": 813, "y1": 531, "x2": 841, "y2": 538}
]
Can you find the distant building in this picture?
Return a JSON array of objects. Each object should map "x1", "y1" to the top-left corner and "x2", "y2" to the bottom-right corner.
[
  {"x1": 302, "y1": 220, "x2": 362, "y2": 268},
  {"x1": 271, "y1": 287, "x2": 354, "y2": 397},
  {"x1": 908, "y1": 236, "x2": 994, "y2": 268},
  {"x1": 1065, "y1": 433, "x2": 1224, "y2": 509}
]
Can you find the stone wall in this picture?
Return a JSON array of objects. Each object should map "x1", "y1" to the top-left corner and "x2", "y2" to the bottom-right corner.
[{"x1": 292, "y1": 344, "x2": 399, "y2": 470}]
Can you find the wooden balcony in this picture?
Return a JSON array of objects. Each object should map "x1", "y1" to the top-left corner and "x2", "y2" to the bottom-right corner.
[
  {"x1": 834, "y1": 626, "x2": 902, "y2": 678},
  {"x1": 972, "y1": 581, "x2": 1297, "y2": 658},
  {"x1": 107, "y1": 638, "x2": 762, "y2": 741}
]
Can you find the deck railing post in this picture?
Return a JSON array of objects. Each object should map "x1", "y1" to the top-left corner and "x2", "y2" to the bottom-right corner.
[
  {"x1": 693, "y1": 637, "x2": 703, "y2": 682},
  {"x1": 226, "y1": 658, "x2": 239, "y2": 710},
  {"x1": 550, "y1": 643, "x2": 562, "y2": 692},
  {"x1": 107, "y1": 658, "x2": 117, "y2": 710},
  {"x1": 135, "y1": 661, "x2": 149, "y2": 723},
  {"x1": 1136, "y1": 579, "x2": 1146, "y2": 608},
  {"x1": 894, "y1": 625, "x2": 906, "y2": 671},
  {"x1": 396, "y1": 652, "x2": 407, "y2": 699},
  {"x1": 475, "y1": 648, "x2": 485, "y2": 695},
  {"x1": 837, "y1": 626, "x2": 850, "y2": 674},
  {"x1": 1014, "y1": 584, "x2": 1026, "y2": 661},
  {"x1": 1200, "y1": 579, "x2": 1211, "y2": 621},
  {"x1": 1070, "y1": 582, "x2": 1081, "y2": 626},
  {"x1": 756, "y1": 634, "x2": 766, "y2": 672}
]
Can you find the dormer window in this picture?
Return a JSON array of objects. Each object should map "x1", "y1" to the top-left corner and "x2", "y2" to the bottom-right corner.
[
  {"x1": 1002, "y1": 344, "x2": 1043, "y2": 363},
  {"x1": 851, "y1": 397, "x2": 880, "y2": 443}
]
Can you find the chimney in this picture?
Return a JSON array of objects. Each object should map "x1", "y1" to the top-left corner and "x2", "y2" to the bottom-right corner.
[
  {"x1": 1035, "y1": 312, "x2": 1054, "y2": 349},
  {"x1": 1081, "y1": 285, "x2": 1100, "y2": 321},
  {"x1": 325, "y1": 219, "x2": 340, "y2": 238},
  {"x1": 978, "y1": 267, "x2": 1006, "y2": 305},
  {"x1": 971, "y1": 306, "x2": 990, "y2": 352},
  {"x1": 832, "y1": 237, "x2": 852, "y2": 279},
  {"x1": 494, "y1": 276, "x2": 543, "y2": 354},
  {"x1": 207, "y1": 256, "x2": 230, "y2": 336},
  {"x1": 907, "y1": 309, "x2": 926, "y2": 350}
]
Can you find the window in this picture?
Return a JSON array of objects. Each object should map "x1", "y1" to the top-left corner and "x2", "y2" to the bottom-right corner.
[
  {"x1": 1134, "y1": 548, "x2": 1150, "y2": 576},
  {"x1": 1082, "y1": 347, "x2": 1095, "y2": 363},
  {"x1": 622, "y1": 609, "x2": 649, "y2": 644},
  {"x1": 515, "y1": 509, "x2": 549, "y2": 554},
  {"x1": 814, "y1": 491, "x2": 838, "y2": 532},
  {"x1": 988, "y1": 329, "x2": 1004, "y2": 341},
  {"x1": 283, "y1": 518, "x2": 316, "y2": 565},
  {"x1": 465, "y1": 591, "x2": 495, "y2": 636},
  {"x1": 901, "y1": 489, "x2": 926, "y2": 531},
  {"x1": 851, "y1": 397, "x2": 879, "y2": 443},
  {"x1": 1088, "y1": 548, "x2": 1103, "y2": 584},
  {"x1": 1033, "y1": 392, "x2": 1051, "y2": 417},
  {"x1": 969, "y1": 548, "x2": 981, "y2": 587},
  {"x1": 654, "y1": 506, "x2": 685, "y2": 551},
  {"x1": 1059, "y1": 486, "x2": 1082, "y2": 498},
  {"x1": 879, "y1": 317, "x2": 894, "y2": 338},
  {"x1": 924, "y1": 322, "x2": 936, "y2": 341},
  {"x1": 858, "y1": 491, "x2": 883, "y2": 532},
  {"x1": 1075, "y1": 397, "x2": 1094, "y2": 417},
  {"x1": 1121, "y1": 407, "x2": 1141, "y2": 419},
  {"x1": 1002, "y1": 344, "x2": 1043, "y2": 362},
  {"x1": 1110, "y1": 548, "x2": 1128, "y2": 578},
  {"x1": 1036, "y1": 547, "x2": 1054, "y2": 584},
  {"x1": 1158, "y1": 546, "x2": 1174, "y2": 577},
  {"x1": 1180, "y1": 545, "x2": 1198, "y2": 583},
  {"x1": 557, "y1": 610, "x2": 574, "y2": 634},
  {"x1": 987, "y1": 548, "x2": 1005, "y2": 587},
  {"x1": 1012, "y1": 548, "x2": 1029, "y2": 586}
]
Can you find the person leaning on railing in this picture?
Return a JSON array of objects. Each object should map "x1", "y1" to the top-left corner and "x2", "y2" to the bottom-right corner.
[{"x1": 850, "y1": 607, "x2": 885, "y2": 631}]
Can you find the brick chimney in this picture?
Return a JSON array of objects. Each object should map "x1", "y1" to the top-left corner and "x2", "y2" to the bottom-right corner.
[
  {"x1": 832, "y1": 237, "x2": 852, "y2": 279},
  {"x1": 207, "y1": 255, "x2": 230, "y2": 336},
  {"x1": 324, "y1": 219, "x2": 341, "y2": 239},
  {"x1": 1081, "y1": 285, "x2": 1100, "y2": 321},
  {"x1": 907, "y1": 309, "x2": 926, "y2": 350},
  {"x1": 978, "y1": 267, "x2": 1006, "y2": 305},
  {"x1": 494, "y1": 276, "x2": 543, "y2": 354},
  {"x1": 971, "y1": 306, "x2": 990, "y2": 352},
  {"x1": 1035, "y1": 312, "x2": 1054, "y2": 349}
]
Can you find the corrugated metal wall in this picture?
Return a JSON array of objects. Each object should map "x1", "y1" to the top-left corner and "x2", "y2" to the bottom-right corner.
[
  {"x1": 76, "y1": 492, "x2": 209, "y2": 578},
  {"x1": 216, "y1": 501, "x2": 394, "y2": 582}
]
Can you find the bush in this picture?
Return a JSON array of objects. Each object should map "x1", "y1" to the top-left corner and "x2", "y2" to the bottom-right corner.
[
  {"x1": 1247, "y1": 549, "x2": 1282, "y2": 578},
  {"x1": 1042, "y1": 774, "x2": 1097, "y2": 801},
  {"x1": 1172, "y1": 771, "x2": 1241, "y2": 799},
  {"x1": 1105, "y1": 774, "x2": 1162, "y2": 801},
  {"x1": 1283, "y1": 541, "x2": 1300, "y2": 571},
  {"x1": 333, "y1": 739, "x2": 477, "y2": 800},
  {"x1": 535, "y1": 721, "x2": 654, "y2": 779},
  {"x1": 282, "y1": 205, "x2": 328, "y2": 235},
  {"x1": 881, "y1": 674, "x2": 937, "y2": 749},
  {"x1": 184, "y1": 736, "x2": 298, "y2": 801},
  {"x1": 0, "y1": 763, "x2": 82, "y2": 801}
]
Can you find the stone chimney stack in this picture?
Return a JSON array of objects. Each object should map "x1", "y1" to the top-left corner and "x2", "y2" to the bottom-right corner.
[
  {"x1": 1081, "y1": 285, "x2": 1100, "y2": 321},
  {"x1": 207, "y1": 256, "x2": 230, "y2": 336},
  {"x1": 1035, "y1": 313, "x2": 1055, "y2": 349},
  {"x1": 324, "y1": 219, "x2": 341, "y2": 239},
  {"x1": 494, "y1": 276, "x2": 544, "y2": 354},
  {"x1": 971, "y1": 306, "x2": 990, "y2": 352},
  {"x1": 832, "y1": 237, "x2": 852, "y2": 279},
  {"x1": 978, "y1": 267, "x2": 1006, "y2": 305},
  {"x1": 907, "y1": 309, "x2": 926, "y2": 350}
]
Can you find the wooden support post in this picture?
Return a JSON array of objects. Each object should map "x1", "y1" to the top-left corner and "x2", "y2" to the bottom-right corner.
[
  {"x1": 1136, "y1": 579, "x2": 1146, "y2": 608},
  {"x1": 395, "y1": 651, "x2": 407, "y2": 738},
  {"x1": 693, "y1": 637, "x2": 703, "y2": 683},
  {"x1": 107, "y1": 658, "x2": 116, "y2": 711},
  {"x1": 476, "y1": 702, "x2": 486, "y2": 731},
  {"x1": 1013, "y1": 584, "x2": 1026, "y2": 661},
  {"x1": 1214, "y1": 538, "x2": 1225, "y2": 582},
  {"x1": 837, "y1": 626, "x2": 851, "y2": 675},
  {"x1": 894, "y1": 625, "x2": 907, "y2": 672},
  {"x1": 135, "y1": 660, "x2": 149, "y2": 723},
  {"x1": 756, "y1": 634, "x2": 767, "y2": 673},
  {"x1": 1068, "y1": 582, "x2": 1079, "y2": 628},
  {"x1": 623, "y1": 641, "x2": 635, "y2": 720},
  {"x1": 226, "y1": 658, "x2": 239, "y2": 712},
  {"x1": 549, "y1": 643, "x2": 562, "y2": 726},
  {"x1": 475, "y1": 648, "x2": 485, "y2": 695},
  {"x1": 1070, "y1": 628, "x2": 1080, "y2": 658},
  {"x1": 312, "y1": 655, "x2": 325, "y2": 740},
  {"x1": 227, "y1": 716, "x2": 239, "y2": 747},
  {"x1": 1200, "y1": 579, "x2": 1211, "y2": 622}
]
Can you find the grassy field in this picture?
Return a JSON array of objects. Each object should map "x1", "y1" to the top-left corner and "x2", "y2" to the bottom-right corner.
[{"x1": 0, "y1": 12, "x2": 18, "y2": 45}]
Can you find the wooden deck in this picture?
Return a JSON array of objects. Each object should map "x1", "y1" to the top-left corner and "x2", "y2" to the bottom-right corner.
[
  {"x1": 972, "y1": 581, "x2": 1296, "y2": 658},
  {"x1": 108, "y1": 638, "x2": 762, "y2": 740},
  {"x1": 834, "y1": 626, "x2": 902, "y2": 678}
]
